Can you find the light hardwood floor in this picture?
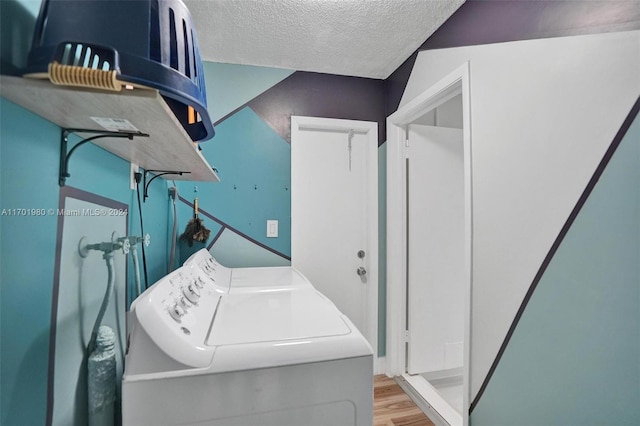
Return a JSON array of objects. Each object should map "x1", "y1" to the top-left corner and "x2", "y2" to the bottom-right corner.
[{"x1": 373, "y1": 375, "x2": 434, "y2": 426}]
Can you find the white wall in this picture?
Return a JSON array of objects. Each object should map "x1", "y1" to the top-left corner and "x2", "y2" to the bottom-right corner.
[
  {"x1": 400, "y1": 30, "x2": 640, "y2": 398},
  {"x1": 414, "y1": 95, "x2": 464, "y2": 129},
  {"x1": 407, "y1": 125, "x2": 465, "y2": 374}
]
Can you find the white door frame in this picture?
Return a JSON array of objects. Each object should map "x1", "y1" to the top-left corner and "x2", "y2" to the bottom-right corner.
[
  {"x1": 291, "y1": 116, "x2": 379, "y2": 365},
  {"x1": 386, "y1": 63, "x2": 472, "y2": 425}
]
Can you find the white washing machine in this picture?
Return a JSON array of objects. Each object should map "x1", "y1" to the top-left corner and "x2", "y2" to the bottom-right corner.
[{"x1": 122, "y1": 249, "x2": 373, "y2": 425}]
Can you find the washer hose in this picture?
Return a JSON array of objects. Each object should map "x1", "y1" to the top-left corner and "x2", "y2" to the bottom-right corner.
[
  {"x1": 87, "y1": 251, "x2": 115, "y2": 355},
  {"x1": 131, "y1": 245, "x2": 142, "y2": 297}
]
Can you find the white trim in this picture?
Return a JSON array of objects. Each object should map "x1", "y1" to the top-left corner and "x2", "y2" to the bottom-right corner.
[
  {"x1": 374, "y1": 356, "x2": 387, "y2": 375},
  {"x1": 294, "y1": 117, "x2": 376, "y2": 134},
  {"x1": 386, "y1": 63, "x2": 472, "y2": 426},
  {"x1": 391, "y1": 65, "x2": 465, "y2": 127},
  {"x1": 291, "y1": 116, "x2": 379, "y2": 362},
  {"x1": 460, "y1": 63, "x2": 473, "y2": 426},
  {"x1": 384, "y1": 114, "x2": 405, "y2": 377},
  {"x1": 398, "y1": 374, "x2": 461, "y2": 426}
]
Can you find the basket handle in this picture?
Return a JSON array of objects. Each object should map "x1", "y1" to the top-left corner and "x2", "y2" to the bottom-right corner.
[{"x1": 48, "y1": 42, "x2": 123, "y2": 91}]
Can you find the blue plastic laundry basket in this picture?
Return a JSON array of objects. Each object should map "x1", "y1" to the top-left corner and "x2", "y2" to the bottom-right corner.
[{"x1": 25, "y1": 0, "x2": 214, "y2": 142}]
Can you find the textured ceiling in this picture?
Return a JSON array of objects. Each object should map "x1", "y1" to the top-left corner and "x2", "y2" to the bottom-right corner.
[{"x1": 184, "y1": 0, "x2": 465, "y2": 79}]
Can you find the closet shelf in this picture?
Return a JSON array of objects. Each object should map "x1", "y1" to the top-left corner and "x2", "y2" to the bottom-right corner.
[{"x1": 0, "y1": 75, "x2": 219, "y2": 182}]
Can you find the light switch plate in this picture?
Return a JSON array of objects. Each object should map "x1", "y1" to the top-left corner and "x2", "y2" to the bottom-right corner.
[{"x1": 267, "y1": 220, "x2": 278, "y2": 238}]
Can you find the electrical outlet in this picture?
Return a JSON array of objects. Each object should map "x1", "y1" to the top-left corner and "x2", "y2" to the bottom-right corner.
[{"x1": 130, "y1": 163, "x2": 139, "y2": 190}]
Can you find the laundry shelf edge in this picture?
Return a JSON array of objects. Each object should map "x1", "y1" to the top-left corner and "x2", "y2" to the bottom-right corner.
[{"x1": 0, "y1": 75, "x2": 219, "y2": 182}]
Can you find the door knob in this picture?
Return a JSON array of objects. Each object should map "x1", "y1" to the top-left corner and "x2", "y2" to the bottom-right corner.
[{"x1": 357, "y1": 267, "x2": 367, "y2": 276}]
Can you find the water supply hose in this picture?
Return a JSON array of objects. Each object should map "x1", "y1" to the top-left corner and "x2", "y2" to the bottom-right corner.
[
  {"x1": 131, "y1": 246, "x2": 142, "y2": 297},
  {"x1": 87, "y1": 251, "x2": 115, "y2": 355},
  {"x1": 77, "y1": 237, "x2": 124, "y2": 425}
]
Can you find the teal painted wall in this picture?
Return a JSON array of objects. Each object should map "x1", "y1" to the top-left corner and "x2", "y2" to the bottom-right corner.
[
  {"x1": 176, "y1": 106, "x2": 292, "y2": 263},
  {"x1": 0, "y1": 99, "x2": 171, "y2": 425},
  {"x1": 1, "y1": 99, "x2": 59, "y2": 426},
  {"x1": 1, "y1": 2, "x2": 170, "y2": 422},
  {"x1": 470, "y1": 112, "x2": 640, "y2": 425},
  {"x1": 202, "y1": 62, "x2": 293, "y2": 123}
]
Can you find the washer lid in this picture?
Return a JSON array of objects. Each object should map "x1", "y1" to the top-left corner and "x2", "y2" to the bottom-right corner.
[
  {"x1": 207, "y1": 288, "x2": 351, "y2": 346},
  {"x1": 229, "y1": 266, "x2": 312, "y2": 292}
]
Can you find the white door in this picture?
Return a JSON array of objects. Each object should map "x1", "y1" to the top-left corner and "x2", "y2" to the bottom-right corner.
[
  {"x1": 407, "y1": 124, "x2": 465, "y2": 375},
  {"x1": 291, "y1": 116, "x2": 378, "y2": 354}
]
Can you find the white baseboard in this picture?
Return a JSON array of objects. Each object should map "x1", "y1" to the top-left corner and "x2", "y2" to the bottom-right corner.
[
  {"x1": 374, "y1": 356, "x2": 387, "y2": 375},
  {"x1": 397, "y1": 374, "x2": 462, "y2": 426}
]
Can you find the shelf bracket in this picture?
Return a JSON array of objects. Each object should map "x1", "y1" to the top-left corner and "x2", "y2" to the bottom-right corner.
[
  {"x1": 143, "y1": 170, "x2": 190, "y2": 202},
  {"x1": 59, "y1": 128, "x2": 149, "y2": 186}
]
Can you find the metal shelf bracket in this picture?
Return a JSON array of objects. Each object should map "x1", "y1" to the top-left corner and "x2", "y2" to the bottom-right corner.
[
  {"x1": 143, "y1": 170, "x2": 190, "y2": 202},
  {"x1": 59, "y1": 128, "x2": 149, "y2": 186}
]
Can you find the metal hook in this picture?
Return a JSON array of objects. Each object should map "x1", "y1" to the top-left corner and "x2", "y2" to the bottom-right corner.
[{"x1": 347, "y1": 129, "x2": 354, "y2": 172}]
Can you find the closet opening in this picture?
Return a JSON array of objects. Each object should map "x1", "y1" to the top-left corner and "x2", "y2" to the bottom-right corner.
[{"x1": 386, "y1": 63, "x2": 471, "y2": 426}]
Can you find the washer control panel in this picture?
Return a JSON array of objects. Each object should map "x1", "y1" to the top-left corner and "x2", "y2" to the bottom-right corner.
[
  {"x1": 155, "y1": 250, "x2": 231, "y2": 325},
  {"x1": 129, "y1": 250, "x2": 231, "y2": 368}
]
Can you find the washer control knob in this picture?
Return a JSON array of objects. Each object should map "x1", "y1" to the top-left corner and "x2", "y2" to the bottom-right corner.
[
  {"x1": 202, "y1": 262, "x2": 216, "y2": 275},
  {"x1": 183, "y1": 284, "x2": 200, "y2": 304},
  {"x1": 194, "y1": 277, "x2": 204, "y2": 289},
  {"x1": 178, "y1": 296, "x2": 190, "y2": 309},
  {"x1": 169, "y1": 304, "x2": 185, "y2": 322}
]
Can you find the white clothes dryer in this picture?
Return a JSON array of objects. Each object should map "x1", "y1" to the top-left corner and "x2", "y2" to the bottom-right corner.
[{"x1": 122, "y1": 249, "x2": 373, "y2": 425}]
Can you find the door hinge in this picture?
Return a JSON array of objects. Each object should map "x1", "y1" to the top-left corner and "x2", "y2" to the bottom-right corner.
[
  {"x1": 404, "y1": 329, "x2": 410, "y2": 342},
  {"x1": 404, "y1": 138, "x2": 409, "y2": 148}
]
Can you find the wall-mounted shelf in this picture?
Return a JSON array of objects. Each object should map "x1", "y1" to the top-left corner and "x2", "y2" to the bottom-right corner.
[{"x1": 0, "y1": 75, "x2": 219, "y2": 182}]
